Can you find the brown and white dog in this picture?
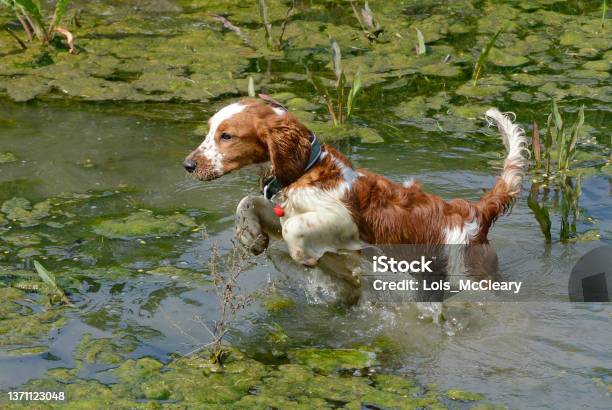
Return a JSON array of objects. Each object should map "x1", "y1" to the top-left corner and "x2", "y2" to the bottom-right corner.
[{"x1": 184, "y1": 98, "x2": 528, "y2": 283}]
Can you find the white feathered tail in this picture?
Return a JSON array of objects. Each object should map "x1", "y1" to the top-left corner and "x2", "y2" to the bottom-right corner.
[{"x1": 476, "y1": 108, "x2": 529, "y2": 231}]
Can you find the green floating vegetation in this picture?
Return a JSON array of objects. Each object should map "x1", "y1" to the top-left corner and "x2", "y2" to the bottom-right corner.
[
  {"x1": 289, "y1": 347, "x2": 377, "y2": 375},
  {"x1": 446, "y1": 388, "x2": 485, "y2": 401},
  {"x1": 261, "y1": 294, "x2": 296, "y2": 312},
  {"x1": 93, "y1": 210, "x2": 196, "y2": 239},
  {"x1": 5, "y1": 345, "x2": 48, "y2": 356},
  {"x1": 0, "y1": 346, "x2": 489, "y2": 408},
  {"x1": 0, "y1": 287, "x2": 67, "y2": 348},
  {"x1": 1, "y1": 197, "x2": 51, "y2": 227},
  {"x1": 71, "y1": 331, "x2": 146, "y2": 372},
  {"x1": 0, "y1": 152, "x2": 17, "y2": 163}
]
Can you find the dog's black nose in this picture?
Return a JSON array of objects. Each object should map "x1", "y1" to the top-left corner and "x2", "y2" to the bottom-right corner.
[{"x1": 183, "y1": 159, "x2": 196, "y2": 173}]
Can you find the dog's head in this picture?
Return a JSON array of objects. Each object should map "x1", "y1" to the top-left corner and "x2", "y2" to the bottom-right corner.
[{"x1": 184, "y1": 99, "x2": 312, "y2": 185}]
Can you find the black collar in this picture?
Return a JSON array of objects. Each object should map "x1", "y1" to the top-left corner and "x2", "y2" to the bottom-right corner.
[{"x1": 262, "y1": 132, "x2": 322, "y2": 201}]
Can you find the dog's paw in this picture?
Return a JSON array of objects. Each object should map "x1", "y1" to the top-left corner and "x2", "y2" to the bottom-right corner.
[
  {"x1": 235, "y1": 215, "x2": 269, "y2": 255},
  {"x1": 245, "y1": 232, "x2": 269, "y2": 255}
]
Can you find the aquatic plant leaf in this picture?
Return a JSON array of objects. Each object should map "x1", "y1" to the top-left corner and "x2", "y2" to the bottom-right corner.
[
  {"x1": 11, "y1": 0, "x2": 45, "y2": 39},
  {"x1": 34, "y1": 260, "x2": 70, "y2": 306},
  {"x1": 558, "y1": 131, "x2": 567, "y2": 171},
  {"x1": 346, "y1": 71, "x2": 361, "y2": 120},
  {"x1": 34, "y1": 260, "x2": 57, "y2": 289},
  {"x1": 336, "y1": 72, "x2": 346, "y2": 124},
  {"x1": 306, "y1": 67, "x2": 337, "y2": 126},
  {"x1": 551, "y1": 100, "x2": 563, "y2": 137},
  {"x1": 51, "y1": 0, "x2": 70, "y2": 31},
  {"x1": 544, "y1": 114, "x2": 553, "y2": 175},
  {"x1": 472, "y1": 29, "x2": 502, "y2": 84},
  {"x1": 415, "y1": 28, "x2": 426, "y2": 55},
  {"x1": 247, "y1": 76, "x2": 255, "y2": 97},
  {"x1": 362, "y1": 1, "x2": 374, "y2": 29},
  {"x1": 330, "y1": 37, "x2": 342, "y2": 86},
  {"x1": 532, "y1": 121, "x2": 541, "y2": 167},
  {"x1": 567, "y1": 105, "x2": 585, "y2": 168},
  {"x1": 559, "y1": 182, "x2": 574, "y2": 241},
  {"x1": 527, "y1": 194, "x2": 552, "y2": 242},
  {"x1": 12, "y1": 0, "x2": 42, "y2": 22}
]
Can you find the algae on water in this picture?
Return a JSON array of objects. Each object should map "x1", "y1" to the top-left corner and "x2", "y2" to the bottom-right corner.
[{"x1": 93, "y1": 210, "x2": 196, "y2": 239}]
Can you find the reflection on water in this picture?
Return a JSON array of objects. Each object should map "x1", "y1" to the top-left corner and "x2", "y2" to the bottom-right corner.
[{"x1": 0, "y1": 96, "x2": 610, "y2": 408}]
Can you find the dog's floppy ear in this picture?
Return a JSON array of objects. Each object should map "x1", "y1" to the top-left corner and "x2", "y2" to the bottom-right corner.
[{"x1": 257, "y1": 112, "x2": 312, "y2": 186}]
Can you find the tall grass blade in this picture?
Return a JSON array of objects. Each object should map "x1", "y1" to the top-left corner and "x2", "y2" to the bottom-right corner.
[
  {"x1": 602, "y1": 0, "x2": 607, "y2": 28},
  {"x1": 472, "y1": 29, "x2": 501, "y2": 85}
]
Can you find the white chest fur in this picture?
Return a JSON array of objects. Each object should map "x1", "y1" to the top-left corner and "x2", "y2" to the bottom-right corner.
[{"x1": 279, "y1": 184, "x2": 363, "y2": 265}]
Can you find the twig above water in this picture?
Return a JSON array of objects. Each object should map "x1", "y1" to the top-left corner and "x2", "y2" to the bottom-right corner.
[{"x1": 210, "y1": 13, "x2": 252, "y2": 47}]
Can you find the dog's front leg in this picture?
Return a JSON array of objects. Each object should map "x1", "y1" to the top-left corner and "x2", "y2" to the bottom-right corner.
[
  {"x1": 281, "y1": 211, "x2": 362, "y2": 267},
  {"x1": 235, "y1": 195, "x2": 282, "y2": 255}
]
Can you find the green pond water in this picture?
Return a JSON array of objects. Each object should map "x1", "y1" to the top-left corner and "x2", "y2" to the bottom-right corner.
[{"x1": 0, "y1": 0, "x2": 611, "y2": 408}]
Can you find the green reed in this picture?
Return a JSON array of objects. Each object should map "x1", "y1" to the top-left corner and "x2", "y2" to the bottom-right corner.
[
  {"x1": 1, "y1": 0, "x2": 74, "y2": 52},
  {"x1": 308, "y1": 37, "x2": 362, "y2": 127}
]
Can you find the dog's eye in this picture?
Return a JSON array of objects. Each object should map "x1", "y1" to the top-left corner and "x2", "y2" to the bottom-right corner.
[{"x1": 220, "y1": 132, "x2": 232, "y2": 141}]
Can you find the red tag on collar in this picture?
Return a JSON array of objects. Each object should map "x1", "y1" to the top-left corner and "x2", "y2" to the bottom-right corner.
[{"x1": 273, "y1": 204, "x2": 285, "y2": 217}]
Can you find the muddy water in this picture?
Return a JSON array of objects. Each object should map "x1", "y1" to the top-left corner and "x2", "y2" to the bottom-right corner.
[{"x1": 1, "y1": 0, "x2": 611, "y2": 408}]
